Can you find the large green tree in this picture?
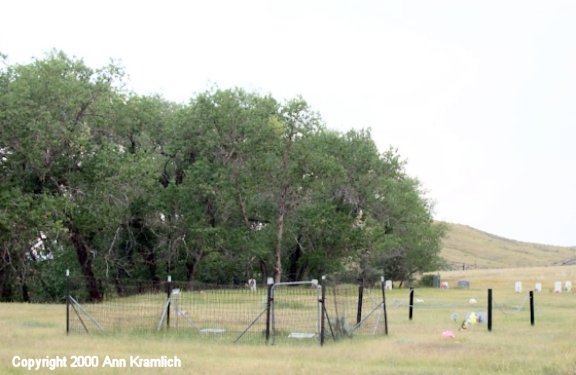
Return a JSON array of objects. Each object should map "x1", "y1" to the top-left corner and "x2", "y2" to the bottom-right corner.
[
  {"x1": 0, "y1": 52, "x2": 444, "y2": 300},
  {"x1": 0, "y1": 52, "x2": 171, "y2": 300}
]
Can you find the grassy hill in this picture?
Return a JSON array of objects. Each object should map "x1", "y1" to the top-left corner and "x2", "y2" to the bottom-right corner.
[{"x1": 440, "y1": 222, "x2": 576, "y2": 269}]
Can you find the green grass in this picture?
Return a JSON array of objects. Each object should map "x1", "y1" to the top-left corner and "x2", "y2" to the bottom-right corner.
[{"x1": 2, "y1": 266, "x2": 576, "y2": 374}]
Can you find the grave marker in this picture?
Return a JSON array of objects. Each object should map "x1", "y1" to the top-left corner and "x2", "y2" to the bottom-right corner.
[
  {"x1": 457, "y1": 280, "x2": 470, "y2": 289},
  {"x1": 554, "y1": 281, "x2": 562, "y2": 293},
  {"x1": 534, "y1": 283, "x2": 542, "y2": 293},
  {"x1": 385, "y1": 280, "x2": 393, "y2": 290}
]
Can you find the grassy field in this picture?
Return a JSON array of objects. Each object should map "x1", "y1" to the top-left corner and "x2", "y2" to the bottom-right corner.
[
  {"x1": 440, "y1": 222, "x2": 576, "y2": 269},
  {"x1": 1, "y1": 266, "x2": 575, "y2": 374}
]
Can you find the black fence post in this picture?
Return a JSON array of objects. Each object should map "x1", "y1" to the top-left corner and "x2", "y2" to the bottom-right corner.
[
  {"x1": 381, "y1": 275, "x2": 388, "y2": 335},
  {"x1": 487, "y1": 288, "x2": 493, "y2": 332},
  {"x1": 408, "y1": 288, "x2": 414, "y2": 320},
  {"x1": 166, "y1": 275, "x2": 172, "y2": 330},
  {"x1": 356, "y1": 278, "x2": 364, "y2": 326},
  {"x1": 529, "y1": 290, "x2": 535, "y2": 326},
  {"x1": 66, "y1": 269, "x2": 70, "y2": 335},
  {"x1": 320, "y1": 275, "x2": 326, "y2": 346},
  {"x1": 265, "y1": 277, "x2": 274, "y2": 344}
]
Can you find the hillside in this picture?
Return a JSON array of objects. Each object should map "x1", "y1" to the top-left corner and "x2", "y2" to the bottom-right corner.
[{"x1": 440, "y1": 222, "x2": 576, "y2": 269}]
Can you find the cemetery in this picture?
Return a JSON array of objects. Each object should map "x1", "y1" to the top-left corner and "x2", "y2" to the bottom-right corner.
[{"x1": 66, "y1": 271, "x2": 574, "y2": 347}]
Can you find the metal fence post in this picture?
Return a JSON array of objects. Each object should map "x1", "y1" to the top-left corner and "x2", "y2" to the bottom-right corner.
[
  {"x1": 529, "y1": 290, "x2": 535, "y2": 326},
  {"x1": 487, "y1": 288, "x2": 493, "y2": 332},
  {"x1": 166, "y1": 275, "x2": 172, "y2": 330},
  {"x1": 381, "y1": 275, "x2": 388, "y2": 335},
  {"x1": 265, "y1": 277, "x2": 274, "y2": 344},
  {"x1": 320, "y1": 275, "x2": 326, "y2": 346},
  {"x1": 66, "y1": 269, "x2": 70, "y2": 335},
  {"x1": 357, "y1": 278, "x2": 364, "y2": 326},
  {"x1": 408, "y1": 288, "x2": 414, "y2": 320}
]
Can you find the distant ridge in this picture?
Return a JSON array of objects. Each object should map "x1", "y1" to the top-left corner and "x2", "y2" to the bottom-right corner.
[{"x1": 440, "y1": 222, "x2": 576, "y2": 269}]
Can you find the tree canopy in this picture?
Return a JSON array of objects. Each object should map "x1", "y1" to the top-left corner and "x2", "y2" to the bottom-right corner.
[{"x1": 0, "y1": 52, "x2": 444, "y2": 301}]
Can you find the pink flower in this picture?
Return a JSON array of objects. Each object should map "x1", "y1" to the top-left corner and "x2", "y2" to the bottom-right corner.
[{"x1": 442, "y1": 330, "x2": 455, "y2": 338}]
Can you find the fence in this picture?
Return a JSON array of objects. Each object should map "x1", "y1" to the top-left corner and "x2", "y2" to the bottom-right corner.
[
  {"x1": 393, "y1": 286, "x2": 546, "y2": 335},
  {"x1": 446, "y1": 262, "x2": 479, "y2": 271},
  {"x1": 66, "y1": 272, "x2": 561, "y2": 345},
  {"x1": 65, "y1": 274, "x2": 389, "y2": 346}
]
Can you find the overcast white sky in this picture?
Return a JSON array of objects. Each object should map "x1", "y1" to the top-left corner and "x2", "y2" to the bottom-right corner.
[{"x1": 2, "y1": 0, "x2": 576, "y2": 246}]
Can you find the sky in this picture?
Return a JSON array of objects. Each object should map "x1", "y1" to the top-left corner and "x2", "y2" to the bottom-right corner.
[{"x1": 2, "y1": 0, "x2": 576, "y2": 246}]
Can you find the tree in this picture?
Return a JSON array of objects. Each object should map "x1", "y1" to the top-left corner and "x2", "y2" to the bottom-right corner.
[
  {"x1": 354, "y1": 148, "x2": 445, "y2": 284},
  {"x1": 1, "y1": 51, "x2": 129, "y2": 301},
  {"x1": 164, "y1": 88, "x2": 281, "y2": 283},
  {"x1": 268, "y1": 99, "x2": 323, "y2": 282},
  {"x1": 0, "y1": 52, "x2": 444, "y2": 300}
]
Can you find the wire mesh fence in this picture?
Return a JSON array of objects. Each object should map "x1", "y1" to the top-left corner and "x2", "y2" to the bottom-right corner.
[
  {"x1": 66, "y1": 274, "x2": 552, "y2": 345},
  {"x1": 67, "y1": 272, "x2": 573, "y2": 344},
  {"x1": 323, "y1": 283, "x2": 388, "y2": 338},
  {"x1": 66, "y1": 275, "x2": 391, "y2": 345},
  {"x1": 385, "y1": 287, "x2": 545, "y2": 334},
  {"x1": 67, "y1": 278, "x2": 271, "y2": 343}
]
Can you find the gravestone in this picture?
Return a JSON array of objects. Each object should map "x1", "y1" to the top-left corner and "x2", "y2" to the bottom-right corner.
[
  {"x1": 432, "y1": 274, "x2": 441, "y2": 288},
  {"x1": 534, "y1": 283, "x2": 542, "y2": 293},
  {"x1": 554, "y1": 281, "x2": 562, "y2": 293},
  {"x1": 385, "y1": 280, "x2": 393, "y2": 290},
  {"x1": 457, "y1": 280, "x2": 470, "y2": 289},
  {"x1": 514, "y1": 281, "x2": 522, "y2": 293},
  {"x1": 248, "y1": 278, "x2": 257, "y2": 292}
]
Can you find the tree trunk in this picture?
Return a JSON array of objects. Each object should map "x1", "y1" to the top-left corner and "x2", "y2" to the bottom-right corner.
[
  {"x1": 274, "y1": 186, "x2": 288, "y2": 283},
  {"x1": 21, "y1": 282, "x2": 30, "y2": 302},
  {"x1": 287, "y1": 235, "x2": 303, "y2": 282},
  {"x1": 259, "y1": 259, "x2": 269, "y2": 284},
  {"x1": 0, "y1": 251, "x2": 12, "y2": 300},
  {"x1": 273, "y1": 220, "x2": 283, "y2": 283},
  {"x1": 185, "y1": 248, "x2": 204, "y2": 283},
  {"x1": 273, "y1": 119, "x2": 297, "y2": 283},
  {"x1": 69, "y1": 226, "x2": 102, "y2": 302},
  {"x1": 141, "y1": 248, "x2": 159, "y2": 283}
]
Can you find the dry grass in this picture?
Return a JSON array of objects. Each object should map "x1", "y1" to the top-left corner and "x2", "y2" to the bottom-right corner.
[
  {"x1": 67, "y1": 287, "x2": 323, "y2": 339},
  {"x1": 2, "y1": 266, "x2": 576, "y2": 374},
  {"x1": 438, "y1": 265, "x2": 576, "y2": 290},
  {"x1": 441, "y1": 222, "x2": 576, "y2": 269}
]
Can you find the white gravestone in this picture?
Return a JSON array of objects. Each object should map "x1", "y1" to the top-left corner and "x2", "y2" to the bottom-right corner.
[
  {"x1": 248, "y1": 279, "x2": 257, "y2": 292},
  {"x1": 534, "y1": 283, "x2": 542, "y2": 293},
  {"x1": 514, "y1": 281, "x2": 522, "y2": 293},
  {"x1": 385, "y1": 280, "x2": 393, "y2": 290},
  {"x1": 554, "y1": 281, "x2": 562, "y2": 293}
]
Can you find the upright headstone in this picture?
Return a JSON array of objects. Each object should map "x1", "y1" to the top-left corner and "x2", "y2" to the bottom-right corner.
[
  {"x1": 440, "y1": 281, "x2": 450, "y2": 289},
  {"x1": 457, "y1": 280, "x2": 470, "y2": 289},
  {"x1": 385, "y1": 280, "x2": 393, "y2": 290},
  {"x1": 514, "y1": 281, "x2": 522, "y2": 293},
  {"x1": 432, "y1": 274, "x2": 441, "y2": 288},
  {"x1": 564, "y1": 281, "x2": 572, "y2": 293},
  {"x1": 534, "y1": 283, "x2": 542, "y2": 293},
  {"x1": 554, "y1": 281, "x2": 562, "y2": 293}
]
